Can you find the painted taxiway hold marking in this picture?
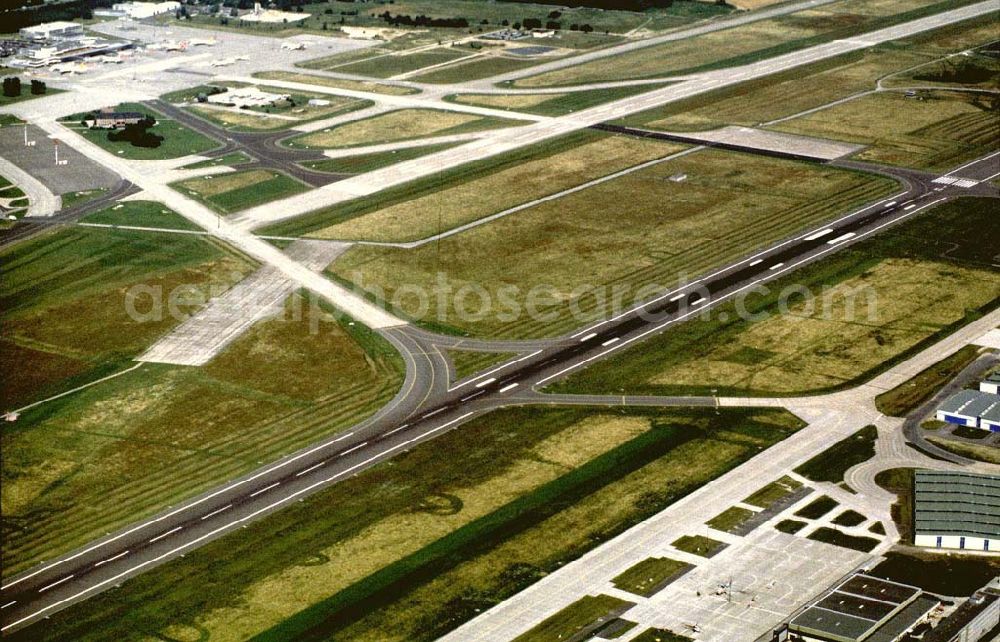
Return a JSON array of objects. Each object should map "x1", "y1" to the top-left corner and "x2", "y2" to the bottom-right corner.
[
  {"x1": 579, "y1": 332, "x2": 597, "y2": 342},
  {"x1": 499, "y1": 383, "x2": 519, "y2": 393},
  {"x1": 201, "y1": 505, "x2": 233, "y2": 520},
  {"x1": 38, "y1": 576, "x2": 74, "y2": 593},
  {"x1": 601, "y1": 337, "x2": 620, "y2": 346},
  {"x1": 827, "y1": 232, "x2": 855, "y2": 245},
  {"x1": 94, "y1": 551, "x2": 129, "y2": 567},
  {"x1": 148, "y1": 527, "x2": 183, "y2": 544},
  {"x1": 249, "y1": 483, "x2": 279, "y2": 498},
  {"x1": 296, "y1": 463, "x2": 324, "y2": 477},
  {"x1": 339, "y1": 442, "x2": 368, "y2": 456},
  {"x1": 475, "y1": 377, "x2": 496, "y2": 388},
  {"x1": 803, "y1": 228, "x2": 833, "y2": 241}
]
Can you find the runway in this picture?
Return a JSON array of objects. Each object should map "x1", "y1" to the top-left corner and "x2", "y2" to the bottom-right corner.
[{"x1": 3, "y1": 151, "x2": 997, "y2": 634}]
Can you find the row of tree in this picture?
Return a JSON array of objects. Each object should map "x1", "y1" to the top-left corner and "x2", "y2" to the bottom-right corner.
[
  {"x1": 1, "y1": 0, "x2": 114, "y2": 34},
  {"x1": 2, "y1": 77, "x2": 47, "y2": 98}
]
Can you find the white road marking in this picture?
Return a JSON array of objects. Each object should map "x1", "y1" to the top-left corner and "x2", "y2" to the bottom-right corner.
[
  {"x1": 883, "y1": 201, "x2": 897, "y2": 207},
  {"x1": 475, "y1": 377, "x2": 496, "y2": 388},
  {"x1": 94, "y1": 551, "x2": 129, "y2": 567},
  {"x1": 669, "y1": 293, "x2": 686, "y2": 301},
  {"x1": 748, "y1": 259, "x2": 763, "y2": 266},
  {"x1": 579, "y1": 332, "x2": 597, "y2": 342},
  {"x1": 803, "y1": 228, "x2": 832, "y2": 241},
  {"x1": 38, "y1": 576, "x2": 74, "y2": 593},
  {"x1": 1, "y1": 601, "x2": 15, "y2": 609},
  {"x1": 499, "y1": 383, "x2": 519, "y2": 393},
  {"x1": 201, "y1": 505, "x2": 233, "y2": 520},
  {"x1": 691, "y1": 297, "x2": 706, "y2": 305},
  {"x1": 339, "y1": 442, "x2": 368, "y2": 456},
  {"x1": 384, "y1": 424, "x2": 408, "y2": 437},
  {"x1": 827, "y1": 232, "x2": 856, "y2": 245},
  {"x1": 768, "y1": 263, "x2": 784, "y2": 270},
  {"x1": 601, "y1": 337, "x2": 620, "y2": 346},
  {"x1": 461, "y1": 390, "x2": 486, "y2": 401},
  {"x1": 2, "y1": 412, "x2": 479, "y2": 632},
  {"x1": 422, "y1": 407, "x2": 447, "y2": 418},
  {"x1": 903, "y1": 204, "x2": 915, "y2": 210},
  {"x1": 295, "y1": 463, "x2": 324, "y2": 477},
  {"x1": 249, "y1": 483, "x2": 279, "y2": 498},
  {"x1": 148, "y1": 527, "x2": 183, "y2": 544}
]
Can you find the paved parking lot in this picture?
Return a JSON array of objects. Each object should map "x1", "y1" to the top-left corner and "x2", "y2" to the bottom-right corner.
[{"x1": 0, "y1": 124, "x2": 121, "y2": 194}]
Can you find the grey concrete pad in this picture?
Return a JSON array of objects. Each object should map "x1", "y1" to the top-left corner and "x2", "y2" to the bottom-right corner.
[
  {"x1": 0, "y1": 124, "x2": 120, "y2": 195},
  {"x1": 138, "y1": 239, "x2": 349, "y2": 366},
  {"x1": 678, "y1": 126, "x2": 865, "y2": 160}
]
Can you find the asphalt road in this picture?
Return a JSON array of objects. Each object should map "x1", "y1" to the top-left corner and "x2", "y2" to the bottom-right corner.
[
  {"x1": 3, "y1": 151, "x2": 997, "y2": 634},
  {"x1": 0, "y1": 179, "x2": 139, "y2": 249},
  {"x1": 145, "y1": 100, "x2": 352, "y2": 188}
]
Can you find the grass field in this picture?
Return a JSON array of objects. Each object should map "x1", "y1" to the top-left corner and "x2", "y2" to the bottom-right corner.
[
  {"x1": 17, "y1": 407, "x2": 802, "y2": 642},
  {"x1": 926, "y1": 437, "x2": 1000, "y2": 464},
  {"x1": 875, "y1": 468, "x2": 914, "y2": 542},
  {"x1": 81, "y1": 200, "x2": 201, "y2": 231},
  {"x1": 61, "y1": 102, "x2": 219, "y2": 160},
  {"x1": 706, "y1": 506, "x2": 755, "y2": 534},
  {"x1": 329, "y1": 148, "x2": 897, "y2": 339},
  {"x1": 513, "y1": 594, "x2": 634, "y2": 642},
  {"x1": 172, "y1": 169, "x2": 309, "y2": 214},
  {"x1": 304, "y1": 131, "x2": 679, "y2": 242},
  {"x1": 450, "y1": 83, "x2": 671, "y2": 116},
  {"x1": 412, "y1": 54, "x2": 543, "y2": 84},
  {"x1": 252, "y1": 71, "x2": 420, "y2": 95},
  {"x1": 287, "y1": 108, "x2": 517, "y2": 149},
  {"x1": 795, "y1": 496, "x2": 839, "y2": 520},
  {"x1": 775, "y1": 519, "x2": 807, "y2": 534},
  {"x1": 449, "y1": 349, "x2": 517, "y2": 381},
  {"x1": 770, "y1": 90, "x2": 999, "y2": 171},
  {"x1": 671, "y1": 534, "x2": 726, "y2": 558},
  {"x1": 794, "y1": 426, "x2": 878, "y2": 483},
  {"x1": 632, "y1": 628, "x2": 693, "y2": 642},
  {"x1": 338, "y1": 48, "x2": 471, "y2": 78},
  {"x1": 0, "y1": 85, "x2": 62, "y2": 106},
  {"x1": 513, "y1": 0, "x2": 971, "y2": 87},
  {"x1": 299, "y1": 142, "x2": 459, "y2": 174},
  {"x1": 612, "y1": 557, "x2": 691, "y2": 597},
  {"x1": 874, "y1": 345, "x2": 982, "y2": 417},
  {"x1": 743, "y1": 476, "x2": 803, "y2": 509},
  {"x1": 832, "y1": 510, "x2": 867, "y2": 527},
  {"x1": 808, "y1": 527, "x2": 880, "y2": 552},
  {"x1": 552, "y1": 198, "x2": 999, "y2": 396},
  {"x1": 2, "y1": 292, "x2": 404, "y2": 579},
  {"x1": 619, "y1": 15, "x2": 999, "y2": 132}
]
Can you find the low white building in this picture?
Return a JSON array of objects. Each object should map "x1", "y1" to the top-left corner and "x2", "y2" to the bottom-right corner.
[
  {"x1": 205, "y1": 86, "x2": 290, "y2": 108},
  {"x1": 981, "y1": 373, "x2": 1000, "y2": 395},
  {"x1": 19, "y1": 21, "x2": 84, "y2": 43},
  {"x1": 112, "y1": 2, "x2": 181, "y2": 19},
  {"x1": 935, "y1": 389, "x2": 1000, "y2": 431}
]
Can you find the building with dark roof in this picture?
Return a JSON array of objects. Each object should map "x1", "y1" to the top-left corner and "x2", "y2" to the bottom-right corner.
[
  {"x1": 925, "y1": 581, "x2": 999, "y2": 642},
  {"x1": 786, "y1": 573, "x2": 938, "y2": 642},
  {"x1": 914, "y1": 471, "x2": 1000, "y2": 552}
]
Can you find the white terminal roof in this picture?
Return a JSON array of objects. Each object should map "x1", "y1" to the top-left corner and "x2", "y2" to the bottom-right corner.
[{"x1": 22, "y1": 21, "x2": 82, "y2": 33}]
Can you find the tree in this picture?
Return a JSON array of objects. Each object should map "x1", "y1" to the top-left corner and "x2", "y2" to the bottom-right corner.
[
  {"x1": 545, "y1": 20, "x2": 559, "y2": 30},
  {"x1": 580, "y1": 23, "x2": 593, "y2": 33},
  {"x1": 547, "y1": 10, "x2": 561, "y2": 19},
  {"x1": 30, "y1": 79, "x2": 46, "y2": 95},
  {"x1": 2, "y1": 77, "x2": 21, "y2": 98},
  {"x1": 230, "y1": 7, "x2": 238, "y2": 16},
  {"x1": 523, "y1": 17, "x2": 541, "y2": 29}
]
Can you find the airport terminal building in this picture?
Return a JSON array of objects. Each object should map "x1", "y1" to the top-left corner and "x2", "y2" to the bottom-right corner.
[{"x1": 914, "y1": 471, "x2": 999, "y2": 552}]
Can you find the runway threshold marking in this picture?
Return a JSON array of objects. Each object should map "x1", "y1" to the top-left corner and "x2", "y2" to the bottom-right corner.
[
  {"x1": 94, "y1": 551, "x2": 129, "y2": 567},
  {"x1": 803, "y1": 228, "x2": 833, "y2": 241},
  {"x1": 826, "y1": 232, "x2": 855, "y2": 245}
]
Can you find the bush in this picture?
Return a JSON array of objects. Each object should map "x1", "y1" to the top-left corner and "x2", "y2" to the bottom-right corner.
[
  {"x1": 30, "y1": 79, "x2": 46, "y2": 95},
  {"x1": 2, "y1": 76, "x2": 21, "y2": 98}
]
